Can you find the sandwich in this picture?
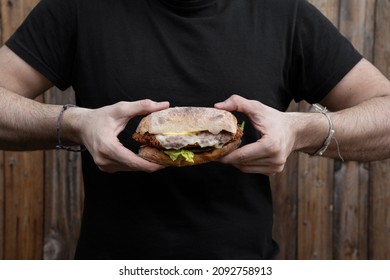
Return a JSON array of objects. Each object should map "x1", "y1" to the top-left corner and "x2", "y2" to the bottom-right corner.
[{"x1": 132, "y1": 106, "x2": 244, "y2": 167}]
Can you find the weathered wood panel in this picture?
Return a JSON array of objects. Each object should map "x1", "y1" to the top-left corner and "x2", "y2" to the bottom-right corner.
[
  {"x1": 369, "y1": 0, "x2": 390, "y2": 259},
  {"x1": 332, "y1": 0, "x2": 372, "y2": 260},
  {"x1": 1, "y1": 0, "x2": 38, "y2": 38},
  {"x1": 369, "y1": 162, "x2": 390, "y2": 259},
  {"x1": 297, "y1": 150, "x2": 334, "y2": 259},
  {"x1": 4, "y1": 152, "x2": 44, "y2": 259},
  {"x1": 0, "y1": 0, "x2": 5, "y2": 262},
  {"x1": 43, "y1": 88, "x2": 83, "y2": 260},
  {"x1": 333, "y1": 161, "x2": 369, "y2": 259},
  {"x1": 309, "y1": 0, "x2": 340, "y2": 25},
  {"x1": 270, "y1": 102, "x2": 299, "y2": 260},
  {"x1": 296, "y1": 0, "x2": 339, "y2": 260},
  {"x1": 1, "y1": 0, "x2": 43, "y2": 260},
  {"x1": 0, "y1": 152, "x2": 4, "y2": 259}
]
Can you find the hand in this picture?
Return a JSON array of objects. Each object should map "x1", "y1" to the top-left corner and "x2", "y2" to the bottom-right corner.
[
  {"x1": 77, "y1": 99, "x2": 170, "y2": 173},
  {"x1": 214, "y1": 95, "x2": 297, "y2": 175}
]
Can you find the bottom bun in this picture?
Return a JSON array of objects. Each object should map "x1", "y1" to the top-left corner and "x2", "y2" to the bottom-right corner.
[{"x1": 138, "y1": 140, "x2": 241, "y2": 167}]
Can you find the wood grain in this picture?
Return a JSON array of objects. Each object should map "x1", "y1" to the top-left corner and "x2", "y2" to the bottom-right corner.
[
  {"x1": 1, "y1": 0, "x2": 43, "y2": 260},
  {"x1": 297, "y1": 145, "x2": 334, "y2": 259},
  {"x1": 333, "y1": 162, "x2": 369, "y2": 259},
  {"x1": 333, "y1": 0, "x2": 372, "y2": 260},
  {"x1": 43, "y1": 88, "x2": 84, "y2": 260},
  {"x1": 4, "y1": 151, "x2": 44, "y2": 259},
  {"x1": 369, "y1": 0, "x2": 390, "y2": 259},
  {"x1": 295, "y1": 0, "x2": 339, "y2": 260},
  {"x1": 271, "y1": 102, "x2": 299, "y2": 260},
  {"x1": 0, "y1": 152, "x2": 4, "y2": 259}
]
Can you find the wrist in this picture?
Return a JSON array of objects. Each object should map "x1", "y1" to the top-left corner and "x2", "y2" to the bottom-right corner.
[
  {"x1": 287, "y1": 110, "x2": 330, "y2": 155},
  {"x1": 56, "y1": 104, "x2": 90, "y2": 151}
]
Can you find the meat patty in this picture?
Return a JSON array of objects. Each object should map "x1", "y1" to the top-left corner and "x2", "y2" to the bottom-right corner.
[{"x1": 132, "y1": 128, "x2": 243, "y2": 150}]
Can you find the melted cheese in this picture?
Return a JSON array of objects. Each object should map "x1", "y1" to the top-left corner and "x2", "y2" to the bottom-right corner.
[{"x1": 161, "y1": 131, "x2": 194, "y2": 136}]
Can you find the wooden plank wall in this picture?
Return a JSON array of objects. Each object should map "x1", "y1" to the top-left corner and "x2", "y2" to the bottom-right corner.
[
  {"x1": 0, "y1": 0, "x2": 83, "y2": 260},
  {"x1": 272, "y1": 0, "x2": 390, "y2": 260},
  {"x1": 1, "y1": 0, "x2": 44, "y2": 260},
  {"x1": 43, "y1": 88, "x2": 84, "y2": 260},
  {"x1": 0, "y1": 0, "x2": 389, "y2": 260}
]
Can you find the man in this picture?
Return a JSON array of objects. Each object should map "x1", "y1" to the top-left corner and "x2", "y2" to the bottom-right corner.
[{"x1": 0, "y1": 0, "x2": 389, "y2": 259}]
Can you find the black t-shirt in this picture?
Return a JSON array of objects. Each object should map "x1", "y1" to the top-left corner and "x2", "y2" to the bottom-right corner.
[{"x1": 6, "y1": 0, "x2": 362, "y2": 259}]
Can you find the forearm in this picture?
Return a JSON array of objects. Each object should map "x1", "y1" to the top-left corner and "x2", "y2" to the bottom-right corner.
[
  {"x1": 294, "y1": 96, "x2": 390, "y2": 161},
  {"x1": 0, "y1": 87, "x2": 82, "y2": 150},
  {"x1": 327, "y1": 96, "x2": 390, "y2": 161}
]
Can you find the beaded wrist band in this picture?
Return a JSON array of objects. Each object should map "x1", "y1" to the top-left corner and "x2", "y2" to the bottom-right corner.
[
  {"x1": 56, "y1": 104, "x2": 86, "y2": 152},
  {"x1": 311, "y1": 103, "x2": 334, "y2": 157}
]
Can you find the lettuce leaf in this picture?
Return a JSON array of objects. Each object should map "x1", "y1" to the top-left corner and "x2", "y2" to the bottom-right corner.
[
  {"x1": 240, "y1": 121, "x2": 245, "y2": 131},
  {"x1": 164, "y1": 149, "x2": 195, "y2": 163},
  {"x1": 162, "y1": 121, "x2": 245, "y2": 163}
]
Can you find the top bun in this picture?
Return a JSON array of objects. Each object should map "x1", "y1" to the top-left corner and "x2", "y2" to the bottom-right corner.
[{"x1": 136, "y1": 107, "x2": 238, "y2": 135}]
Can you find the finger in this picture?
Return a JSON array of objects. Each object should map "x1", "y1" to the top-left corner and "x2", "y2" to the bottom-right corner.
[
  {"x1": 220, "y1": 150, "x2": 284, "y2": 175},
  {"x1": 218, "y1": 142, "x2": 267, "y2": 164},
  {"x1": 123, "y1": 153, "x2": 167, "y2": 173},
  {"x1": 100, "y1": 153, "x2": 166, "y2": 173},
  {"x1": 112, "y1": 99, "x2": 170, "y2": 119},
  {"x1": 130, "y1": 99, "x2": 170, "y2": 116},
  {"x1": 214, "y1": 94, "x2": 242, "y2": 111},
  {"x1": 231, "y1": 164, "x2": 279, "y2": 175},
  {"x1": 217, "y1": 148, "x2": 281, "y2": 175},
  {"x1": 214, "y1": 94, "x2": 258, "y2": 115},
  {"x1": 218, "y1": 143, "x2": 286, "y2": 172},
  {"x1": 94, "y1": 140, "x2": 166, "y2": 173},
  {"x1": 113, "y1": 145, "x2": 168, "y2": 172}
]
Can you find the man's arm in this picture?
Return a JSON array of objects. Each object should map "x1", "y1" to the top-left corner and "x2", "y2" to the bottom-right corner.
[
  {"x1": 0, "y1": 45, "x2": 61, "y2": 150},
  {"x1": 215, "y1": 58, "x2": 390, "y2": 174},
  {"x1": 0, "y1": 45, "x2": 170, "y2": 173},
  {"x1": 304, "y1": 58, "x2": 390, "y2": 161}
]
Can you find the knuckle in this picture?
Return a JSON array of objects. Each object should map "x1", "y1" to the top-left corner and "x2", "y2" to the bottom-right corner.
[
  {"x1": 94, "y1": 157, "x2": 108, "y2": 170},
  {"x1": 274, "y1": 164, "x2": 285, "y2": 173},
  {"x1": 237, "y1": 151, "x2": 249, "y2": 164},
  {"x1": 274, "y1": 155, "x2": 287, "y2": 167},
  {"x1": 95, "y1": 158, "x2": 117, "y2": 173},
  {"x1": 265, "y1": 140, "x2": 281, "y2": 155},
  {"x1": 93, "y1": 145, "x2": 114, "y2": 172},
  {"x1": 98, "y1": 144, "x2": 112, "y2": 158},
  {"x1": 272, "y1": 157, "x2": 286, "y2": 174},
  {"x1": 98, "y1": 165, "x2": 115, "y2": 174},
  {"x1": 138, "y1": 98, "x2": 153, "y2": 108},
  {"x1": 117, "y1": 101, "x2": 128, "y2": 110},
  {"x1": 116, "y1": 101, "x2": 131, "y2": 115},
  {"x1": 230, "y1": 94, "x2": 240, "y2": 101}
]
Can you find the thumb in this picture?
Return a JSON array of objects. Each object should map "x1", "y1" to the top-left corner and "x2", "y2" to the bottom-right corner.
[
  {"x1": 129, "y1": 99, "x2": 170, "y2": 116},
  {"x1": 214, "y1": 94, "x2": 251, "y2": 113}
]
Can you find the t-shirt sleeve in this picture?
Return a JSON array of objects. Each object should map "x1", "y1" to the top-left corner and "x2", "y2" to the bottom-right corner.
[
  {"x1": 5, "y1": 0, "x2": 77, "y2": 91},
  {"x1": 289, "y1": 0, "x2": 363, "y2": 104}
]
